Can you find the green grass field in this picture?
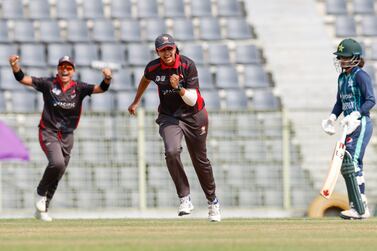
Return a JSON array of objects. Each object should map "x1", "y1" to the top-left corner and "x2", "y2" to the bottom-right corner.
[{"x1": 1, "y1": 218, "x2": 377, "y2": 251}]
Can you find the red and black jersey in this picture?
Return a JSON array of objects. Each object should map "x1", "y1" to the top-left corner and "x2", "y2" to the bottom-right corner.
[
  {"x1": 32, "y1": 76, "x2": 94, "y2": 133},
  {"x1": 144, "y1": 54, "x2": 205, "y2": 118}
]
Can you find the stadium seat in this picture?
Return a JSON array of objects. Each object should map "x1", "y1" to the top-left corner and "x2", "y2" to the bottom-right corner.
[
  {"x1": 335, "y1": 16, "x2": 356, "y2": 37},
  {"x1": 47, "y1": 43, "x2": 73, "y2": 66},
  {"x1": 25, "y1": 67, "x2": 50, "y2": 79},
  {"x1": 200, "y1": 90, "x2": 221, "y2": 109},
  {"x1": 144, "y1": 18, "x2": 168, "y2": 42},
  {"x1": 28, "y1": 0, "x2": 51, "y2": 19},
  {"x1": 172, "y1": 18, "x2": 195, "y2": 41},
  {"x1": 225, "y1": 18, "x2": 253, "y2": 40},
  {"x1": 360, "y1": 16, "x2": 377, "y2": 36},
  {"x1": 163, "y1": 0, "x2": 185, "y2": 17},
  {"x1": 110, "y1": 69, "x2": 134, "y2": 91},
  {"x1": 13, "y1": 20, "x2": 35, "y2": 42},
  {"x1": 73, "y1": 43, "x2": 99, "y2": 67},
  {"x1": 142, "y1": 90, "x2": 160, "y2": 109},
  {"x1": 10, "y1": 91, "x2": 37, "y2": 112},
  {"x1": 66, "y1": 20, "x2": 90, "y2": 42},
  {"x1": 137, "y1": 0, "x2": 159, "y2": 18},
  {"x1": 352, "y1": 0, "x2": 375, "y2": 14},
  {"x1": 0, "y1": 44, "x2": 18, "y2": 66},
  {"x1": 208, "y1": 44, "x2": 230, "y2": 65},
  {"x1": 56, "y1": 0, "x2": 78, "y2": 19},
  {"x1": 20, "y1": 44, "x2": 46, "y2": 67},
  {"x1": 181, "y1": 44, "x2": 205, "y2": 65},
  {"x1": 369, "y1": 41, "x2": 377, "y2": 60},
  {"x1": 119, "y1": 19, "x2": 142, "y2": 43},
  {"x1": 244, "y1": 65, "x2": 270, "y2": 89},
  {"x1": 79, "y1": 68, "x2": 102, "y2": 85},
  {"x1": 326, "y1": 0, "x2": 348, "y2": 15},
  {"x1": 0, "y1": 68, "x2": 25, "y2": 90},
  {"x1": 82, "y1": 0, "x2": 104, "y2": 19},
  {"x1": 190, "y1": 0, "x2": 212, "y2": 17},
  {"x1": 126, "y1": 44, "x2": 152, "y2": 66},
  {"x1": 223, "y1": 89, "x2": 249, "y2": 109},
  {"x1": 39, "y1": 20, "x2": 61, "y2": 42},
  {"x1": 0, "y1": 21, "x2": 10, "y2": 43},
  {"x1": 2, "y1": 0, "x2": 23, "y2": 19},
  {"x1": 217, "y1": 0, "x2": 243, "y2": 17},
  {"x1": 116, "y1": 91, "x2": 136, "y2": 111},
  {"x1": 92, "y1": 20, "x2": 116, "y2": 42},
  {"x1": 0, "y1": 93, "x2": 5, "y2": 112},
  {"x1": 235, "y1": 44, "x2": 262, "y2": 65},
  {"x1": 110, "y1": 0, "x2": 132, "y2": 19},
  {"x1": 199, "y1": 17, "x2": 222, "y2": 40},
  {"x1": 214, "y1": 66, "x2": 239, "y2": 89},
  {"x1": 197, "y1": 66, "x2": 215, "y2": 90},
  {"x1": 100, "y1": 43, "x2": 126, "y2": 66},
  {"x1": 250, "y1": 89, "x2": 281, "y2": 111}
]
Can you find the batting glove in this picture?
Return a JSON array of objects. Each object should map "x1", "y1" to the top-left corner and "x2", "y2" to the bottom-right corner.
[
  {"x1": 321, "y1": 114, "x2": 336, "y2": 135},
  {"x1": 341, "y1": 111, "x2": 361, "y2": 135}
]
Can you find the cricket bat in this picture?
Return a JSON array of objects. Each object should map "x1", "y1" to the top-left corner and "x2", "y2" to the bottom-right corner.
[{"x1": 320, "y1": 125, "x2": 348, "y2": 199}]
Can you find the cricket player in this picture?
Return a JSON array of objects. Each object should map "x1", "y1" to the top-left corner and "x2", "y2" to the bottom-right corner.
[
  {"x1": 9, "y1": 55, "x2": 112, "y2": 221},
  {"x1": 322, "y1": 38, "x2": 375, "y2": 219},
  {"x1": 128, "y1": 34, "x2": 221, "y2": 222}
]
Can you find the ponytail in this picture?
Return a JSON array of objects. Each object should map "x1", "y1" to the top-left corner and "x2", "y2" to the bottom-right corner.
[{"x1": 358, "y1": 57, "x2": 365, "y2": 68}]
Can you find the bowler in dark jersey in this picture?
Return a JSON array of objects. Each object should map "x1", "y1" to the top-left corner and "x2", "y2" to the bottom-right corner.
[
  {"x1": 128, "y1": 34, "x2": 221, "y2": 222},
  {"x1": 9, "y1": 55, "x2": 112, "y2": 221}
]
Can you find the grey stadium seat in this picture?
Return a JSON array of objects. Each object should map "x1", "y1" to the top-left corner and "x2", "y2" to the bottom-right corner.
[
  {"x1": 224, "y1": 89, "x2": 249, "y2": 109},
  {"x1": 197, "y1": 66, "x2": 215, "y2": 90},
  {"x1": 66, "y1": 20, "x2": 90, "y2": 42},
  {"x1": 0, "y1": 44, "x2": 18, "y2": 66},
  {"x1": 172, "y1": 18, "x2": 195, "y2": 41},
  {"x1": 82, "y1": 0, "x2": 104, "y2": 19},
  {"x1": 0, "y1": 94, "x2": 5, "y2": 112},
  {"x1": 28, "y1": 0, "x2": 51, "y2": 19},
  {"x1": 353, "y1": 0, "x2": 375, "y2": 14},
  {"x1": 119, "y1": 19, "x2": 142, "y2": 43},
  {"x1": 73, "y1": 43, "x2": 99, "y2": 67},
  {"x1": 137, "y1": 0, "x2": 159, "y2": 18},
  {"x1": 144, "y1": 18, "x2": 167, "y2": 42},
  {"x1": 0, "y1": 68, "x2": 24, "y2": 90},
  {"x1": 225, "y1": 18, "x2": 253, "y2": 40},
  {"x1": 335, "y1": 16, "x2": 356, "y2": 37},
  {"x1": 142, "y1": 90, "x2": 160, "y2": 109},
  {"x1": 235, "y1": 44, "x2": 262, "y2": 65},
  {"x1": 244, "y1": 65, "x2": 270, "y2": 89},
  {"x1": 100, "y1": 43, "x2": 126, "y2": 65},
  {"x1": 20, "y1": 44, "x2": 46, "y2": 67},
  {"x1": 190, "y1": 0, "x2": 212, "y2": 17},
  {"x1": 217, "y1": 0, "x2": 243, "y2": 17},
  {"x1": 208, "y1": 44, "x2": 230, "y2": 65},
  {"x1": 79, "y1": 68, "x2": 102, "y2": 85},
  {"x1": 215, "y1": 66, "x2": 239, "y2": 89},
  {"x1": 369, "y1": 41, "x2": 377, "y2": 60},
  {"x1": 1, "y1": 0, "x2": 23, "y2": 19},
  {"x1": 10, "y1": 91, "x2": 37, "y2": 112},
  {"x1": 126, "y1": 44, "x2": 152, "y2": 66},
  {"x1": 360, "y1": 16, "x2": 377, "y2": 36},
  {"x1": 110, "y1": 0, "x2": 132, "y2": 19},
  {"x1": 56, "y1": 0, "x2": 78, "y2": 19},
  {"x1": 163, "y1": 0, "x2": 185, "y2": 17},
  {"x1": 111, "y1": 69, "x2": 134, "y2": 91},
  {"x1": 0, "y1": 21, "x2": 10, "y2": 43},
  {"x1": 39, "y1": 20, "x2": 61, "y2": 42},
  {"x1": 182, "y1": 44, "x2": 205, "y2": 65},
  {"x1": 13, "y1": 20, "x2": 35, "y2": 42},
  {"x1": 199, "y1": 17, "x2": 222, "y2": 40},
  {"x1": 326, "y1": 0, "x2": 348, "y2": 15},
  {"x1": 116, "y1": 91, "x2": 137, "y2": 111},
  {"x1": 251, "y1": 89, "x2": 281, "y2": 111},
  {"x1": 92, "y1": 20, "x2": 116, "y2": 42},
  {"x1": 47, "y1": 44, "x2": 73, "y2": 66},
  {"x1": 90, "y1": 93, "x2": 115, "y2": 112},
  {"x1": 200, "y1": 90, "x2": 221, "y2": 109}
]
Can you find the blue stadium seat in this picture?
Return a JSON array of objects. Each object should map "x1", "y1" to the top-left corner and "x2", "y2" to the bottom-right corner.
[
  {"x1": 39, "y1": 20, "x2": 61, "y2": 42},
  {"x1": 126, "y1": 44, "x2": 152, "y2": 66},
  {"x1": 0, "y1": 68, "x2": 24, "y2": 90},
  {"x1": 208, "y1": 44, "x2": 230, "y2": 65},
  {"x1": 335, "y1": 16, "x2": 356, "y2": 37},
  {"x1": 137, "y1": 0, "x2": 159, "y2": 18},
  {"x1": 199, "y1": 18, "x2": 222, "y2": 40},
  {"x1": 10, "y1": 91, "x2": 37, "y2": 112},
  {"x1": 111, "y1": 69, "x2": 134, "y2": 91},
  {"x1": 73, "y1": 43, "x2": 99, "y2": 66},
  {"x1": 47, "y1": 44, "x2": 73, "y2": 66},
  {"x1": 119, "y1": 19, "x2": 142, "y2": 43},
  {"x1": 142, "y1": 90, "x2": 160, "y2": 109},
  {"x1": 225, "y1": 18, "x2": 253, "y2": 40},
  {"x1": 197, "y1": 66, "x2": 215, "y2": 90},
  {"x1": 100, "y1": 43, "x2": 126, "y2": 66},
  {"x1": 28, "y1": 0, "x2": 51, "y2": 19},
  {"x1": 20, "y1": 44, "x2": 46, "y2": 67},
  {"x1": 144, "y1": 18, "x2": 167, "y2": 42},
  {"x1": 172, "y1": 18, "x2": 195, "y2": 41},
  {"x1": 13, "y1": 20, "x2": 35, "y2": 42},
  {"x1": 92, "y1": 20, "x2": 116, "y2": 42},
  {"x1": 200, "y1": 90, "x2": 221, "y2": 109},
  {"x1": 90, "y1": 92, "x2": 115, "y2": 112},
  {"x1": 2, "y1": 0, "x2": 23, "y2": 19},
  {"x1": 326, "y1": 0, "x2": 348, "y2": 15},
  {"x1": 56, "y1": 0, "x2": 78, "y2": 19},
  {"x1": 163, "y1": 0, "x2": 185, "y2": 17},
  {"x1": 0, "y1": 44, "x2": 18, "y2": 66},
  {"x1": 235, "y1": 44, "x2": 262, "y2": 65},
  {"x1": 110, "y1": 0, "x2": 132, "y2": 19},
  {"x1": 353, "y1": 0, "x2": 375, "y2": 14},
  {"x1": 0, "y1": 21, "x2": 10, "y2": 43},
  {"x1": 82, "y1": 0, "x2": 104, "y2": 19},
  {"x1": 217, "y1": 0, "x2": 243, "y2": 17},
  {"x1": 361, "y1": 16, "x2": 377, "y2": 36},
  {"x1": 116, "y1": 91, "x2": 137, "y2": 111},
  {"x1": 190, "y1": 0, "x2": 212, "y2": 17},
  {"x1": 214, "y1": 66, "x2": 239, "y2": 89},
  {"x1": 251, "y1": 89, "x2": 281, "y2": 111},
  {"x1": 79, "y1": 68, "x2": 102, "y2": 85},
  {"x1": 244, "y1": 65, "x2": 270, "y2": 89},
  {"x1": 223, "y1": 89, "x2": 249, "y2": 109},
  {"x1": 182, "y1": 44, "x2": 205, "y2": 65},
  {"x1": 66, "y1": 20, "x2": 90, "y2": 42}
]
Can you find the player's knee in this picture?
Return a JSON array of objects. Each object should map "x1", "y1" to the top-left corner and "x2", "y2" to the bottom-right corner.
[
  {"x1": 165, "y1": 147, "x2": 181, "y2": 159},
  {"x1": 50, "y1": 159, "x2": 66, "y2": 171}
]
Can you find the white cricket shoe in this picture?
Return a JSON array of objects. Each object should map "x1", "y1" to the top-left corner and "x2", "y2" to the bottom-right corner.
[
  {"x1": 208, "y1": 202, "x2": 221, "y2": 222},
  {"x1": 340, "y1": 207, "x2": 370, "y2": 220},
  {"x1": 35, "y1": 192, "x2": 47, "y2": 212},
  {"x1": 178, "y1": 196, "x2": 194, "y2": 216},
  {"x1": 34, "y1": 211, "x2": 52, "y2": 222}
]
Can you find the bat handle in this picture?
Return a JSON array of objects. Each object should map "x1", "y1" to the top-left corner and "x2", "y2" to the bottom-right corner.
[{"x1": 340, "y1": 124, "x2": 348, "y2": 143}]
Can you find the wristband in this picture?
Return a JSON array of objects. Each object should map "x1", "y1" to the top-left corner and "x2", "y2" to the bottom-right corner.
[
  {"x1": 14, "y1": 69, "x2": 25, "y2": 81},
  {"x1": 174, "y1": 84, "x2": 183, "y2": 92},
  {"x1": 100, "y1": 80, "x2": 110, "y2": 92}
]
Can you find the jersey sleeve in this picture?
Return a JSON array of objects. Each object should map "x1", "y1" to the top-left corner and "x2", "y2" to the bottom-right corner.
[
  {"x1": 31, "y1": 77, "x2": 51, "y2": 92},
  {"x1": 356, "y1": 70, "x2": 376, "y2": 116},
  {"x1": 77, "y1": 81, "x2": 95, "y2": 99},
  {"x1": 184, "y1": 61, "x2": 199, "y2": 89},
  {"x1": 144, "y1": 62, "x2": 154, "y2": 81},
  {"x1": 331, "y1": 78, "x2": 343, "y2": 118}
]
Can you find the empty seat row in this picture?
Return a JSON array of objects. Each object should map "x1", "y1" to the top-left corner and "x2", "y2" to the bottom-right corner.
[
  {"x1": 0, "y1": 0, "x2": 243, "y2": 20},
  {"x1": 326, "y1": 0, "x2": 376, "y2": 15},
  {"x1": 0, "y1": 17, "x2": 253, "y2": 43},
  {"x1": 335, "y1": 15, "x2": 377, "y2": 37}
]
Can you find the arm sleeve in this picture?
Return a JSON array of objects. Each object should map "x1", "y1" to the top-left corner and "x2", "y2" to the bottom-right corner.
[
  {"x1": 78, "y1": 81, "x2": 95, "y2": 99},
  {"x1": 356, "y1": 71, "x2": 376, "y2": 116},
  {"x1": 184, "y1": 61, "x2": 199, "y2": 89},
  {"x1": 331, "y1": 86, "x2": 343, "y2": 118},
  {"x1": 31, "y1": 77, "x2": 51, "y2": 92}
]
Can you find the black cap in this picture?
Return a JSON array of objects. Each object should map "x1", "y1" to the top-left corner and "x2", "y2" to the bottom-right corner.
[
  {"x1": 58, "y1": 56, "x2": 75, "y2": 68},
  {"x1": 155, "y1": 34, "x2": 176, "y2": 51}
]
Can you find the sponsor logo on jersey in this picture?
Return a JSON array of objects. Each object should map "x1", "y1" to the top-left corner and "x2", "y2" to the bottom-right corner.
[
  {"x1": 53, "y1": 101, "x2": 76, "y2": 109},
  {"x1": 52, "y1": 87, "x2": 61, "y2": 96},
  {"x1": 155, "y1": 75, "x2": 166, "y2": 82}
]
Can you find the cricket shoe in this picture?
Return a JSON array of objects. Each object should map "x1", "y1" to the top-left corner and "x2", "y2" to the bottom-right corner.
[
  {"x1": 178, "y1": 196, "x2": 194, "y2": 216},
  {"x1": 35, "y1": 192, "x2": 47, "y2": 212},
  {"x1": 34, "y1": 210, "x2": 52, "y2": 222},
  {"x1": 208, "y1": 200, "x2": 221, "y2": 222},
  {"x1": 340, "y1": 207, "x2": 370, "y2": 220}
]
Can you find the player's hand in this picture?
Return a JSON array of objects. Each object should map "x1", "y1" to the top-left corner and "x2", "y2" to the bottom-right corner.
[
  {"x1": 341, "y1": 111, "x2": 361, "y2": 135},
  {"x1": 170, "y1": 74, "x2": 180, "y2": 89},
  {"x1": 128, "y1": 102, "x2": 138, "y2": 116},
  {"x1": 102, "y1": 68, "x2": 112, "y2": 83},
  {"x1": 321, "y1": 114, "x2": 336, "y2": 135},
  {"x1": 9, "y1": 55, "x2": 20, "y2": 67}
]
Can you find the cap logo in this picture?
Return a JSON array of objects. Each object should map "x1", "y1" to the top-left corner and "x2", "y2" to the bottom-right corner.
[
  {"x1": 162, "y1": 36, "x2": 169, "y2": 42},
  {"x1": 338, "y1": 44, "x2": 344, "y2": 52}
]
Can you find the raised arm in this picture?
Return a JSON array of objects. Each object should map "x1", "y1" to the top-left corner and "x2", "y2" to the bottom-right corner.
[
  {"x1": 92, "y1": 67, "x2": 112, "y2": 94},
  {"x1": 9, "y1": 55, "x2": 33, "y2": 86}
]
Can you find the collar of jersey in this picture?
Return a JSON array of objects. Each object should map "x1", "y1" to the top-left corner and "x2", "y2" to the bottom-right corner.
[
  {"x1": 55, "y1": 75, "x2": 76, "y2": 93},
  {"x1": 160, "y1": 54, "x2": 181, "y2": 70}
]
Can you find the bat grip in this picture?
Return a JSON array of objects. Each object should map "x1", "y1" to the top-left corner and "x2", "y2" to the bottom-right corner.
[{"x1": 340, "y1": 124, "x2": 348, "y2": 143}]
